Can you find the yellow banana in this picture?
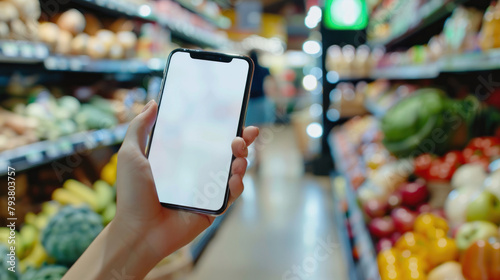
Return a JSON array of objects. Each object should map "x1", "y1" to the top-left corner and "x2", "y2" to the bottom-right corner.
[
  {"x1": 52, "y1": 188, "x2": 85, "y2": 206},
  {"x1": 94, "y1": 180, "x2": 115, "y2": 213},
  {"x1": 63, "y1": 179, "x2": 98, "y2": 211},
  {"x1": 20, "y1": 242, "x2": 48, "y2": 272}
]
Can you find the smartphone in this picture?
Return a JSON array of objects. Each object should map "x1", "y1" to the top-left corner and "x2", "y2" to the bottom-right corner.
[{"x1": 146, "y1": 49, "x2": 254, "y2": 215}]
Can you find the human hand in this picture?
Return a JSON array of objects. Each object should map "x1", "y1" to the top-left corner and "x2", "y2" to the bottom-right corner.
[{"x1": 113, "y1": 100, "x2": 259, "y2": 263}]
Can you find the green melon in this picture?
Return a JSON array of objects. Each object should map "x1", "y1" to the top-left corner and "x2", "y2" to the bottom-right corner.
[
  {"x1": 41, "y1": 206, "x2": 103, "y2": 265},
  {"x1": 21, "y1": 265, "x2": 68, "y2": 280},
  {"x1": 0, "y1": 244, "x2": 19, "y2": 280}
]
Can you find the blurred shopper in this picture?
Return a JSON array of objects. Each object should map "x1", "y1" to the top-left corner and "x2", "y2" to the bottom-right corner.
[{"x1": 247, "y1": 50, "x2": 278, "y2": 171}]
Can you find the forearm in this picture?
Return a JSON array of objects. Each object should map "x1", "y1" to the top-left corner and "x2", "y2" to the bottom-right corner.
[{"x1": 62, "y1": 220, "x2": 161, "y2": 280}]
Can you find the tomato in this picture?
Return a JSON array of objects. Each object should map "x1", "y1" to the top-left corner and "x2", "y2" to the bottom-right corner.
[
  {"x1": 428, "y1": 160, "x2": 456, "y2": 181},
  {"x1": 444, "y1": 150, "x2": 465, "y2": 166},
  {"x1": 468, "y1": 137, "x2": 500, "y2": 152},
  {"x1": 414, "y1": 153, "x2": 433, "y2": 179},
  {"x1": 463, "y1": 147, "x2": 484, "y2": 163},
  {"x1": 484, "y1": 145, "x2": 500, "y2": 159},
  {"x1": 468, "y1": 155, "x2": 490, "y2": 171}
]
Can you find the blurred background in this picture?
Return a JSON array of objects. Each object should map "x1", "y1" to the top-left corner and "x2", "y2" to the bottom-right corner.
[{"x1": 1, "y1": 0, "x2": 500, "y2": 279}]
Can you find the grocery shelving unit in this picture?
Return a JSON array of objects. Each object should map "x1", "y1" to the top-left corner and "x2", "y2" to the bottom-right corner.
[
  {"x1": 0, "y1": 0, "x2": 236, "y2": 277},
  {"x1": 324, "y1": 1, "x2": 500, "y2": 279},
  {"x1": 329, "y1": 132, "x2": 379, "y2": 280}
]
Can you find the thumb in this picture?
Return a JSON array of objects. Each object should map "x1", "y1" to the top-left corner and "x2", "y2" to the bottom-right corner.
[{"x1": 122, "y1": 100, "x2": 158, "y2": 155}]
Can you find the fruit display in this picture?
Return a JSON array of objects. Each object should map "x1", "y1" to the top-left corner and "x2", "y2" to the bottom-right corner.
[
  {"x1": 333, "y1": 103, "x2": 500, "y2": 279},
  {"x1": 0, "y1": 0, "x2": 41, "y2": 41},
  {"x1": 479, "y1": 2, "x2": 500, "y2": 51},
  {"x1": 21, "y1": 265, "x2": 68, "y2": 280},
  {"x1": 0, "y1": 79, "x2": 148, "y2": 151},
  {"x1": 0, "y1": 244, "x2": 19, "y2": 280}
]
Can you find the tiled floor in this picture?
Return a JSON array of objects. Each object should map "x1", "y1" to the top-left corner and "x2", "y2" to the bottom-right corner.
[{"x1": 186, "y1": 126, "x2": 348, "y2": 280}]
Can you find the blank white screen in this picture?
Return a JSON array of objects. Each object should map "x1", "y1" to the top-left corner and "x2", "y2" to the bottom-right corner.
[{"x1": 149, "y1": 51, "x2": 249, "y2": 211}]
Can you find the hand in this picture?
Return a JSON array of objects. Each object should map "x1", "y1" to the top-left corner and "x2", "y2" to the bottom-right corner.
[{"x1": 114, "y1": 100, "x2": 259, "y2": 263}]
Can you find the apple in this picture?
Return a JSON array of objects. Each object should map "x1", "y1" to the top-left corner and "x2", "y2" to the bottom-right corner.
[
  {"x1": 445, "y1": 187, "x2": 477, "y2": 229},
  {"x1": 368, "y1": 217, "x2": 396, "y2": 239},
  {"x1": 455, "y1": 221, "x2": 499, "y2": 250},
  {"x1": 399, "y1": 181, "x2": 429, "y2": 207},
  {"x1": 391, "y1": 207, "x2": 417, "y2": 233},
  {"x1": 363, "y1": 199, "x2": 388, "y2": 219},
  {"x1": 376, "y1": 238, "x2": 393, "y2": 253},
  {"x1": 451, "y1": 163, "x2": 487, "y2": 189},
  {"x1": 390, "y1": 232, "x2": 402, "y2": 244},
  {"x1": 484, "y1": 171, "x2": 500, "y2": 200},
  {"x1": 466, "y1": 190, "x2": 500, "y2": 224},
  {"x1": 387, "y1": 192, "x2": 402, "y2": 210},
  {"x1": 427, "y1": 261, "x2": 465, "y2": 280},
  {"x1": 417, "y1": 203, "x2": 432, "y2": 213}
]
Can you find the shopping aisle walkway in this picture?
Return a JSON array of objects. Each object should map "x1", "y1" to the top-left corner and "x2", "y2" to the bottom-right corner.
[{"x1": 187, "y1": 126, "x2": 348, "y2": 280}]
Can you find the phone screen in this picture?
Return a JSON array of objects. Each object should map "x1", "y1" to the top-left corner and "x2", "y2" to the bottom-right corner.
[{"x1": 148, "y1": 50, "x2": 251, "y2": 213}]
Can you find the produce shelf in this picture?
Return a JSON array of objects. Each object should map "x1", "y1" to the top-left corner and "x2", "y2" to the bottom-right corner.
[
  {"x1": 329, "y1": 131, "x2": 380, "y2": 280},
  {"x1": 72, "y1": 0, "x2": 228, "y2": 49},
  {"x1": 175, "y1": 0, "x2": 229, "y2": 29},
  {"x1": 331, "y1": 174, "x2": 359, "y2": 280},
  {"x1": 371, "y1": 63, "x2": 440, "y2": 80},
  {"x1": 0, "y1": 40, "x2": 49, "y2": 63},
  {"x1": 43, "y1": 55, "x2": 160, "y2": 73},
  {"x1": 0, "y1": 123, "x2": 129, "y2": 176},
  {"x1": 369, "y1": 0, "x2": 463, "y2": 49}
]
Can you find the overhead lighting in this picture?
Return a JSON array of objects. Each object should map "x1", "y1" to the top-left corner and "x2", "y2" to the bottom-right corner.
[
  {"x1": 305, "y1": 5, "x2": 322, "y2": 29},
  {"x1": 138, "y1": 4, "x2": 152, "y2": 17},
  {"x1": 302, "y1": 40, "x2": 321, "y2": 55},
  {"x1": 302, "y1": 75, "x2": 318, "y2": 91},
  {"x1": 306, "y1": 122, "x2": 323, "y2": 138}
]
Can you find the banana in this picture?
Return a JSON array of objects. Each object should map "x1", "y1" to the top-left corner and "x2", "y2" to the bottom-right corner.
[
  {"x1": 19, "y1": 224, "x2": 38, "y2": 257},
  {"x1": 52, "y1": 188, "x2": 85, "y2": 206},
  {"x1": 0, "y1": 227, "x2": 10, "y2": 246},
  {"x1": 24, "y1": 212, "x2": 37, "y2": 225},
  {"x1": 101, "y1": 163, "x2": 117, "y2": 186},
  {"x1": 63, "y1": 179, "x2": 98, "y2": 211},
  {"x1": 41, "y1": 201, "x2": 60, "y2": 217},
  {"x1": 20, "y1": 242, "x2": 48, "y2": 272},
  {"x1": 102, "y1": 202, "x2": 116, "y2": 225},
  {"x1": 94, "y1": 180, "x2": 115, "y2": 213},
  {"x1": 33, "y1": 214, "x2": 49, "y2": 231}
]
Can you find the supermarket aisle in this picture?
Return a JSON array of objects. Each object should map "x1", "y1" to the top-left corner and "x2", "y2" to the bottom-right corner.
[{"x1": 187, "y1": 126, "x2": 348, "y2": 280}]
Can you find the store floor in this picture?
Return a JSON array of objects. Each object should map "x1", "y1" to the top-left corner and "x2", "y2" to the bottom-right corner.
[{"x1": 187, "y1": 126, "x2": 348, "y2": 280}]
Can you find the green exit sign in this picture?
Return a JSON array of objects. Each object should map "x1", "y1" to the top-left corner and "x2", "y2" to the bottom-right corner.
[{"x1": 324, "y1": 0, "x2": 368, "y2": 30}]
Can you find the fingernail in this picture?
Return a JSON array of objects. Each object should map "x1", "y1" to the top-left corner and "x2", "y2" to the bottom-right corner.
[{"x1": 141, "y1": 100, "x2": 154, "y2": 113}]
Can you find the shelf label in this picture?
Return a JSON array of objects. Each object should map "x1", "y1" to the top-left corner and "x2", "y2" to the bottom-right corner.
[{"x1": 2, "y1": 42, "x2": 18, "y2": 57}]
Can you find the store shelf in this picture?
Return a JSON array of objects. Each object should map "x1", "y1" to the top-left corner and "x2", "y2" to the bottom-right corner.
[
  {"x1": 0, "y1": 40, "x2": 49, "y2": 63},
  {"x1": 73, "y1": 0, "x2": 228, "y2": 49},
  {"x1": 331, "y1": 175, "x2": 359, "y2": 280},
  {"x1": 371, "y1": 63, "x2": 440, "y2": 80},
  {"x1": 43, "y1": 55, "x2": 159, "y2": 73},
  {"x1": 175, "y1": 0, "x2": 229, "y2": 29},
  {"x1": 0, "y1": 123, "x2": 129, "y2": 176},
  {"x1": 329, "y1": 132, "x2": 380, "y2": 280},
  {"x1": 440, "y1": 49, "x2": 500, "y2": 72},
  {"x1": 369, "y1": 0, "x2": 460, "y2": 49}
]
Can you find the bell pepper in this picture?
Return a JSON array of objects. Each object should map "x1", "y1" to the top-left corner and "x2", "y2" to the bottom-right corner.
[
  {"x1": 427, "y1": 237, "x2": 458, "y2": 268},
  {"x1": 414, "y1": 213, "x2": 449, "y2": 240},
  {"x1": 462, "y1": 239, "x2": 500, "y2": 280}
]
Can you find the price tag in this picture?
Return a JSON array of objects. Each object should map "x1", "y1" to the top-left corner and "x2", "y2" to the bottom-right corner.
[
  {"x1": 2, "y1": 42, "x2": 18, "y2": 57},
  {"x1": 46, "y1": 142, "x2": 60, "y2": 158},
  {"x1": 59, "y1": 140, "x2": 74, "y2": 155},
  {"x1": 19, "y1": 43, "x2": 34, "y2": 58},
  {"x1": 34, "y1": 44, "x2": 49, "y2": 59},
  {"x1": 69, "y1": 58, "x2": 83, "y2": 71},
  {"x1": 26, "y1": 150, "x2": 43, "y2": 164}
]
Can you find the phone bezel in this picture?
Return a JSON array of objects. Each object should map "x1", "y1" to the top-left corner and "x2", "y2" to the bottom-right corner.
[{"x1": 145, "y1": 48, "x2": 254, "y2": 215}]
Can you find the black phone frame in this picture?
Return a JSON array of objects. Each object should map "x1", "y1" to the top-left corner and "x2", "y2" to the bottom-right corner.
[{"x1": 145, "y1": 48, "x2": 254, "y2": 215}]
